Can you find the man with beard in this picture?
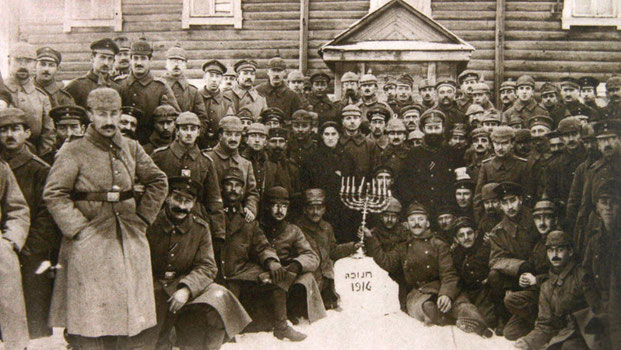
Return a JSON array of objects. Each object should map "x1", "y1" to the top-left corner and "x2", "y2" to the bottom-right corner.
[
  {"x1": 144, "y1": 176, "x2": 250, "y2": 350},
  {"x1": 208, "y1": 116, "x2": 259, "y2": 224},
  {"x1": 400, "y1": 104, "x2": 424, "y2": 133},
  {"x1": 419, "y1": 79, "x2": 437, "y2": 112},
  {"x1": 580, "y1": 76, "x2": 604, "y2": 112},
  {"x1": 566, "y1": 124, "x2": 600, "y2": 233},
  {"x1": 526, "y1": 115, "x2": 555, "y2": 201},
  {"x1": 454, "y1": 169, "x2": 475, "y2": 219},
  {"x1": 262, "y1": 128, "x2": 300, "y2": 210},
  {"x1": 396, "y1": 109, "x2": 461, "y2": 219},
  {"x1": 478, "y1": 183, "x2": 502, "y2": 242},
  {"x1": 548, "y1": 132, "x2": 565, "y2": 158},
  {"x1": 471, "y1": 82, "x2": 495, "y2": 112},
  {"x1": 336, "y1": 72, "x2": 361, "y2": 112},
  {"x1": 65, "y1": 38, "x2": 122, "y2": 109},
  {"x1": 389, "y1": 74, "x2": 416, "y2": 115},
  {"x1": 466, "y1": 104, "x2": 486, "y2": 129},
  {"x1": 503, "y1": 198, "x2": 559, "y2": 341},
  {"x1": 516, "y1": 230, "x2": 599, "y2": 350},
  {"x1": 434, "y1": 78, "x2": 466, "y2": 137},
  {"x1": 448, "y1": 123, "x2": 468, "y2": 160},
  {"x1": 381, "y1": 118, "x2": 409, "y2": 175},
  {"x1": 0, "y1": 108, "x2": 58, "y2": 340},
  {"x1": 339, "y1": 104, "x2": 377, "y2": 178},
  {"x1": 499, "y1": 80, "x2": 517, "y2": 112},
  {"x1": 596, "y1": 76, "x2": 621, "y2": 121},
  {"x1": 364, "y1": 202, "x2": 493, "y2": 337},
  {"x1": 539, "y1": 82, "x2": 569, "y2": 128},
  {"x1": 558, "y1": 77, "x2": 594, "y2": 119},
  {"x1": 451, "y1": 217, "x2": 498, "y2": 330},
  {"x1": 435, "y1": 203, "x2": 457, "y2": 246},
  {"x1": 502, "y1": 75, "x2": 549, "y2": 127},
  {"x1": 119, "y1": 106, "x2": 141, "y2": 140},
  {"x1": 295, "y1": 189, "x2": 359, "y2": 310},
  {"x1": 256, "y1": 56, "x2": 302, "y2": 124},
  {"x1": 574, "y1": 120, "x2": 621, "y2": 256},
  {"x1": 151, "y1": 111, "x2": 227, "y2": 240},
  {"x1": 464, "y1": 127, "x2": 492, "y2": 183},
  {"x1": 34, "y1": 47, "x2": 75, "y2": 107},
  {"x1": 474, "y1": 126, "x2": 528, "y2": 221},
  {"x1": 288, "y1": 109, "x2": 316, "y2": 166},
  {"x1": 582, "y1": 179, "x2": 621, "y2": 349},
  {"x1": 456, "y1": 70, "x2": 479, "y2": 112},
  {"x1": 161, "y1": 45, "x2": 208, "y2": 143},
  {"x1": 308, "y1": 72, "x2": 338, "y2": 125},
  {"x1": 45, "y1": 105, "x2": 88, "y2": 165},
  {"x1": 111, "y1": 36, "x2": 130, "y2": 81},
  {"x1": 260, "y1": 186, "x2": 324, "y2": 334},
  {"x1": 142, "y1": 104, "x2": 178, "y2": 154},
  {"x1": 366, "y1": 105, "x2": 390, "y2": 150},
  {"x1": 4, "y1": 42, "x2": 55, "y2": 157},
  {"x1": 118, "y1": 38, "x2": 181, "y2": 144},
  {"x1": 225, "y1": 59, "x2": 268, "y2": 119},
  {"x1": 544, "y1": 117, "x2": 586, "y2": 219},
  {"x1": 358, "y1": 73, "x2": 393, "y2": 128},
  {"x1": 200, "y1": 60, "x2": 233, "y2": 146},
  {"x1": 514, "y1": 129, "x2": 532, "y2": 158}
]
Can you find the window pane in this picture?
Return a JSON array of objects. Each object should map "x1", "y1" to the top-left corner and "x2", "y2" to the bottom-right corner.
[
  {"x1": 214, "y1": 0, "x2": 232, "y2": 15},
  {"x1": 192, "y1": 0, "x2": 213, "y2": 16},
  {"x1": 573, "y1": 0, "x2": 593, "y2": 16},
  {"x1": 595, "y1": 0, "x2": 614, "y2": 16},
  {"x1": 72, "y1": 0, "x2": 114, "y2": 20}
]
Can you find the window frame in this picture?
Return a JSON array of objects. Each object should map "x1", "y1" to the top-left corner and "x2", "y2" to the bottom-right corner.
[
  {"x1": 63, "y1": 0, "x2": 122, "y2": 33},
  {"x1": 562, "y1": 0, "x2": 621, "y2": 30},
  {"x1": 182, "y1": 0, "x2": 243, "y2": 29}
]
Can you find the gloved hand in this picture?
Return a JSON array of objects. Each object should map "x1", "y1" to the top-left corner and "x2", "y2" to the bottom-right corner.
[
  {"x1": 268, "y1": 261, "x2": 286, "y2": 283},
  {"x1": 286, "y1": 262, "x2": 302, "y2": 275}
]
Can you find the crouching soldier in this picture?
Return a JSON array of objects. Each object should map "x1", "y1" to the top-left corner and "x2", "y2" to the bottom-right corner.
[
  {"x1": 295, "y1": 188, "x2": 360, "y2": 310},
  {"x1": 145, "y1": 176, "x2": 251, "y2": 349},
  {"x1": 364, "y1": 202, "x2": 493, "y2": 338},
  {"x1": 260, "y1": 186, "x2": 326, "y2": 330},
  {"x1": 217, "y1": 169, "x2": 307, "y2": 341},
  {"x1": 515, "y1": 231, "x2": 600, "y2": 350}
]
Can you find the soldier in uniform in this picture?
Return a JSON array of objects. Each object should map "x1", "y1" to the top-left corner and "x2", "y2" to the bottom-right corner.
[
  {"x1": 118, "y1": 38, "x2": 181, "y2": 144},
  {"x1": 260, "y1": 107, "x2": 285, "y2": 130},
  {"x1": 365, "y1": 202, "x2": 493, "y2": 337},
  {"x1": 111, "y1": 36, "x2": 131, "y2": 81},
  {"x1": 207, "y1": 116, "x2": 259, "y2": 224},
  {"x1": 256, "y1": 55, "x2": 302, "y2": 124},
  {"x1": 502, "y1": 75, "x2": 549, "y2": 126},
  {"x1": 339, "y1": 104, "x2": 378, "y2": 178},
  {"x1": 382, "y1": 75, "x2": 397, "y2": 104},
  {"x1": 481, "y1": 111, "x2": 501, "y2": 134},
  {"x1": 514, "y1": 129, "x2": 532, "y2": 158},
  {"x1": 142, "y1": 104, "x2": 178, "y2": 155},
  {"x1": 580, "y1": 76, "x2": 604, "y2": 112},
  {"x1": 144, "y1": 176, "x2": 250, "y2": 349},
  {"x1": 0, "y1": 110, "x2": 31, "y2": 350},
  {"x1": 526, "y1": 115, "x2": 555, "y2": 201},
  {"x1": 456, "y1": 69, "x2": 480, "y2": 112},
  {"x1": 466, "y1": 104, "x2": 486, "y2": 129},
  {"x1": 43, "y1": 87, "x2": 168, "y2": 348},
  {"x1": 474, "y1": 126, "x2": 528, "y2": 221},
  {"x1": 295, "y1": 188, "x2": 359, "y2": 309},
  {"x1": 558, "y1": 77, "x2": 594, "y2": 118},
  {"x1": 419, "y1": 78, "x2": 437, "y2": 112},
  {"x1": 448, "y1": 123, "x2": 469, "y2": 161},
  {"x1": 161, "y1": 44, "x2": 208, "y2": 143},
  {"x1": 435, "y1": 203, "x2": 457, "y2": 246},
  {"x1": 151, "y1": 111, "x2": 227, "y2": 241},
  {"x1": 487, "y1": 182, "x2": 540, "y2": 340},
  {"x1": 400, "y1": 104, "x2": 424, "y2": 133},
  {"x1": 307, "y1": 72, "x2": 338, "y2": 125},
  {"x1": 263, "y1": 127, "x2": 301, "y2": 209},
  {"x1": 0, "y1": 108, "x2": 57, "y2": 340},
  {"x1": 45, "y1": 105, "x2": 89, "y2": 165},
  {"x1": 225, "y1": 59, "x2": 268, "y2": 119},
  {"x1": 119, "y1": 106, "x2": 141, "y2": 140},
  {"x1": 434, "y1": 78, "x2": 466, "y2": 135},
  {"x1": 477, "y1": 182, "x2": 502, "y2": 244},
  {"x1": 408, "y1": 129, "x2": 424, "y2": 149},
  {"x1": 516, "y1": 230, "x2": 599, "y2": 350},
  {"x1": 540, "y1": 82, "x2": 569, "y2": 128},
  {"x1": 366, "y1": 105, "x2": 390, "y2": 151},
  {"x1": 499, "y1": 79, "x2": 517, "y2": 112},
  {"x1": 199, "y1": 60, "x2": 232, "y2": 148},
  {"x1": 4, "y1": 42, "x2": 55, "y2": 157},
  {"x1": 389, "y1": 74, "x2": 416, "y2": 116},
  {"x1": 288, "y1": 109, "x2": 316, "y2": 166},
  {"x1": 65, "y1": 38, "x2": 121, "y2": 109},
  {"x1": 358, "y1": 73, "x2": 394, "y2": 128},
  {"x1": 336, "y1": 72, "x2": 362, "y2": 112},
  {"x1": 287, "y1": 70, "x2": 311, "y2": 110},
  {"x1": 471, "y1": 82, "x2": 495, "y2": 112},
  {"x1": 381, "y1": 118, "x2": 409, "y2": 175},
  {"x1": 221, "y1": 68, "x2": 236, "y2": 92},
  {"x1": 241, "y1": 122, "x2": 269, "y2": 198},
  {"x1": 454, "y1": 169, "x2": 475, "y2": 219},
  {"x1": 464, "y1": 127, "x2": 492, "y2": 184},
  {"x1": 34, "y1": 47, "x2": 75, "y2": 107},
  {"x1": 597, "y1": 76, "x2": 621, "y2": 121}
]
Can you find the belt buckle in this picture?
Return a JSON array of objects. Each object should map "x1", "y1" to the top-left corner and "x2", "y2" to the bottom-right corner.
[
  {"x1": 107, "y1": 192, "x2": 120, "y2": 202},
  {"x1": 164, "y1": 271, "x2": 176, "y2": 280}
]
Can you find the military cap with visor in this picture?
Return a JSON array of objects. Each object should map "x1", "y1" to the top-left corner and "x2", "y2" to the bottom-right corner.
[
  {"x1": 36, "y1": 47, "x2": 62, "y2": 64},
  {"x1": 419, "y1": 78, "x2": 434, "y2": 90},
  {"x1": 452, "y1": 216, "x2": 475, "y2": 233},
  {"x1": 0, "y1": 108, "x2": 36, "y2": 130},
  {"x1": 540, "y1": 83, "x2": 558, "y2": 95},
  {"x1": 579, "y1": 76, "x2": 599, "y2": 89},
  {"x1": 90, "y1": 38, "x2": 119, "y2": 55},
  {"x1": 130, "y1": 38, "x2": 153, "y2": 57},
  {"x1": 466, "y1": 104, "x2": 485, "y2": 116},
  {"x1": 218, "y1": 116, "x2": 244, "y2": 133},
  {"x1": 246, "y1": 122, "x2": 268, "y2": 136},
  {"x1": 222, "y1": 167, "x2": 245, "y2": 185},
  {"x1": 400, "y1": 104, "x2": 424, "y2": 118},
  {"x1": 435, "y1": 77, "x2": 458, "y2": 90},
  {"x1": 556, "y1": 117, "x2": 581, "y2": 135},
  {"x1": 472, "y1": 82, "x2": 491, "y2": 94},
  {"x1": 341, "y1": 104, "x2": 362, "y2": 117},
  {"x1": 494, "y1": 182, "x2": 523, "y2": 198},
  {"x1": 396, "y1": 74, "x2": 414, "y2": 87},
  {"x1": 499, "y1": 80, "x2": 517, "y2": 92},
  {"x1": 236, "y1": 107, "x2": 254, "y2": 121},
  {"x1": 341, "y1": 71, "x2": 359, "y2": 83},
  {"x1": 234, "y1": 59, "x2": 258, "y2": 73},
  {"x1": 176, "y1": 111, "x2": 201, "y2": 127},
  {"x1": 260, "y1": 107, "x2": 285, "y2": 123},
  {"x1": 113, "y1": 36, "x2": 130, "y2": 52},
  {"x1": 559, "y1": 77, "x2": 580, "y2": 90},
  {"x1": 310, "y1": 72, "x2": 330, "y2": 84},
  {"x1": 384, "y1": 197, "x2": 402, "y2": 214},
  {"x1": 470, "y1": 127, "x2": 489, "y2": 140},
  {"x1": 367, "y1": 105, "x2": 391, "y2": 121},
  {"x1": 490, "y1": 125, "x2": 516, "y2": 141},
  {"x1": 419, "y1": 109, "x2": 446, "y2": 127},
  {"x1": 121, "y1": 106, "x2": 144, "y2": 120},
  {"x1": 153, "y1": 105, "x2": 179, "y2": 122},
  {"x1": 406, "y1": 202, "x2": 428, "y2": 217},
  {"x1": 291, "y1": 109, "x2": 313, "y2": 123},
  {"x1": 202, "y1": 60, "x2": 227, "y2": 74},
  {"x1": 359, "y1": 73, "x2": 378, "y2": 85},
  {"x1": 304, "y1": 188, "x2": 326, "y2": 205},
  {"x1": 169, "y1": 176, "x2": 203, "y2": 199},
  {"x1": 266, "y1": 186, "x2": 290, "y2": 204},
  {"x1": 166, "y1": 45, "x2": 187, "y2": 60},
  {"x1": 458, "y1": 70, "x2": 480, "y2": 84},
  {"x1": 50, "y1": 105, "x2": 89, "y2": 126},
  {"x1": 516, "y1": 75, "x2": 535, "y2": 88},
  {"x1": 528, "y1": 115, "x2": 554, "y2": 130},
  {"x1": 545, "y1": 230, "x2": 573, "y2": 247},
  {"x1": 267, "y1": 56, "x2": 286, "y2": 70},
  {"x1": 268, "y1": 127, "x2": 288, "y2": 140}
]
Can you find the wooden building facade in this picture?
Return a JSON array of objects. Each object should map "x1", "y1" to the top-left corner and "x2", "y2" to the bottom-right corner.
[{"x1": 2, "y1": 0, "x2": 621, "y2": 96}]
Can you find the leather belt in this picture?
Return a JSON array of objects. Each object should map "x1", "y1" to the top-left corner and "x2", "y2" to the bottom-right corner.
[{"x1": 72, "y1": 191, "x2": 134, "y2": 202}]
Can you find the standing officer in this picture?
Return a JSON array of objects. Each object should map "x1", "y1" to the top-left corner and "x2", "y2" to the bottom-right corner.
[
  {"x1": 308, "y1": 72, "x2": 338, "y2": 125},
  {"x1": 502, "y1": 75, "x2": 548, "y2": 126},
  {"x1": 456, "y1": 69, "x2": 480, "y2": 112},
  {"x1": 45, "y1": 105, "x2": 89, "y2": 165},
  {"x1": 288, "y1": 109, "x2": 316, "y2": 166},
  {"x1": 43, "y1": 87, "x2": 168, "y2": 348},
  {"x1": 200, "y1": 59, "x2": 233, "y2": 146},
  {"x1": 0, "y1": 108, "x2": 56, "y2": 341},
  {"x1": 471, "y1": 82, "x2": 495, "y2": 111},
  {"x1": 161, "y1": 44, "x2": 208, "y2": 142},
  {"x1": 111, "y1": 36, "x2": 131, "y2": 81},
  {"x1": 597, "y1": 76, "x2": 621, "y2": 121},
  {"x1": 434, "y1": 78, "x2": 466, "y2": 135},
  {"x1": 118, "y1": 38, "x2": 181, "y2": 144},
  {"x1": 151, "y1": 111, "x2": 227, "y2": 241},
  {"x1": 499, "y1": 80, "x2": 517, "y2": 112},
  {"x1": 225, "y1": 59, "x2": 268, "y2": 119},
  {"x1": 580, "y1": 76, "x2": 604, "y2": 112},
  {"x1": 65, "y1": 38, "x2": 121, "y2": 109},
  {"x1": 4, "y1": 42, "x2": 55, "y2": 156},
  {"x1": 419, "y1": 78, "x2": 437, "y2": 112},
  {"x1": 358, "y1": 73, "x2": 394, "y2": 127},
  {"x1": 142, "y1": 104, "x2": 178, "y2": 155},
  {"x1": 336, "y1": 72, "x2": 362, "y2": 112},
  {"x1": 34, "y1": 47, "x2": 75, "y2": 107},
  {"x1": 256, "y1": 55, "x2": 302, "y2": 124},
  {"x1": 558, "y1": 77, "x2": 594, "y2": 118}
]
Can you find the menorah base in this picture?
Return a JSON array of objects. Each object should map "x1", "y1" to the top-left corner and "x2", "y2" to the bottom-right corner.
[{"x1": 351, "y1": 246, "x2": 366, "y2": 259}]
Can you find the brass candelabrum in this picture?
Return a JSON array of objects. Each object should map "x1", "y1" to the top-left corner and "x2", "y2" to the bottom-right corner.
[{"x1": 339, "y1": 176, "x2": 391, "y2": 258}]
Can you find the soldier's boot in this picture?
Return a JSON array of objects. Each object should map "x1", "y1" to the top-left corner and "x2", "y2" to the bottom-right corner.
[
  {"x1": 273, "y1": 289, "x2": 307, "y2": 342},
  {"x1": 421, "y1": 301, "x2": 451, "y2": 326},
  {"x1": 454, "y1": 302, "x2": 494, "y2": 338},
  {"x1": 456, "y1": 318, "x2": 493, "y2": 338},
  {"x1": 273, "y1": 322, "x2": 307, "y2": 342}
]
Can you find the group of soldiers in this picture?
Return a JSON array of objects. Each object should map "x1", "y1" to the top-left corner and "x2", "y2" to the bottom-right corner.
[{"x1": 0, "y1": 34, "x2": 619, "y2": 350}]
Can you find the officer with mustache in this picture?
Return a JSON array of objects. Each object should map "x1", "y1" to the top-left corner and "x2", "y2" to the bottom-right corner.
[
  {"x1": 464, "y1": 127, "x2": 492, "y2": 184},
  {"x1": 388, "y1": 74, "x2": 417, "y2": 116},
  {"x1": 256, "y1": 55, "x2": 303, "y2": 124},
  {"x1": 434, "y1": 78, "x2": 466, "y2": 138},
  {"x1": 419, "y1": 79, "x2": 437, "y2": 112},
  {"x1": 307, "y1": 72, "x2": 338, "y2": 125},
  {"x1": 381, "y1": 118, "x2": 409, "y2": 175},
  {"x1": 34, "y1": 47, "x2": 75, "y2": 107},
  {"x1": 499, "y1": 80, "x2": 517, "y2": 112},
  {"x1": 501, "y1": 75, "x2": 548, "y2": 127},
  {"x1": 456, "y1": 70, "x2": 480, "y2": 112},
  {"x1": 478, "y1": 183, "x2": 502, "y2": 242},
  {"x1": 336, "y1": 72, "x2": 362, "y2": 113},
  {"x1": 526, "y1": 115, "x2": 555, "y2": 201},
  {"x1": 225, "y1": 59, "x2": 268, "y2": 120},
  {"x1": 111, "y1": 36, "x2": 130, "y2": 81},
  {"x1": 118, "y1": 106, "x2": 141, "y2": 140},
  {"x1": 487, "y1": 182, "x2": 540, "y2": 340},
  {"x1": 45, "y1": 105, "x2": 89, "y2": 165},
  {"x1": 558, "y1": 77, "x2": 594, "y2": 120}
]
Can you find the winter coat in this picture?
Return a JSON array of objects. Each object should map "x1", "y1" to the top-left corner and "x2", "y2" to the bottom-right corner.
[
  {"x1": 43, "y1": 126, "x2": 168, "y2": 337},
  {"x1": 256, "y1": 82, "x2": 303, "y2": 123},
  {"x1": 489, "y1": 208, "x2": 540, "y2": 277},
  {"x1": 65, "y1": 70, "x2": 121, "y2": 109},
  {"x1": 161, "y1": 73, "x2": 208, "y2": 135},
  {"x1": 34, "y1": 79, "x2": 75, "y2": 108}
]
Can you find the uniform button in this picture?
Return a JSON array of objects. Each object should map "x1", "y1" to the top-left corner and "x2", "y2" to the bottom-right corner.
[
  {"x1": 424, "y1": 250, "x2": 429, "y2": 254},
  {"x1": 171, "y1": 253, "x2": 175, "y2": 257},
  {"x1": 595, "y1": 274, "x2": 599, "y2": 279},
  {"x1": 470, "y1": 271, "x2": 474, "y2": 275},
  {"x1": 408, "y1": 243, "x2": 412, "y2": 247},
  {"x1": 426, "y1": 265, "x2": 430, "y2": 268},
  {"x1": 115, "y1": 212, "x2": 119, "y2": 216}
]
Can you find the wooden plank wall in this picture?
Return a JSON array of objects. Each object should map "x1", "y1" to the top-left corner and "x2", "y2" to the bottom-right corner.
[
  {"x1": 15, "y1": 0, "x2": 368, "y2": 83},
  {"x1": 433, "y1": 0, "x2": 621, "y2": 88}
]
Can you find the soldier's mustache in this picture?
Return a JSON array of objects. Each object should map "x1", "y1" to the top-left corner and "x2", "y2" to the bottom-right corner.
[
  {"x1": 171, "y1": 206, "x2": 190, "y2": 214},
  {"x1": 17, "y1": 68, "x2": 28, "y2": 74},
  {"x1": 4, "y1": 137, "x2": 15, "y2": 143},
  {"x1": 551, "y1": 257, "x2": 561, "y2": 262}
]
